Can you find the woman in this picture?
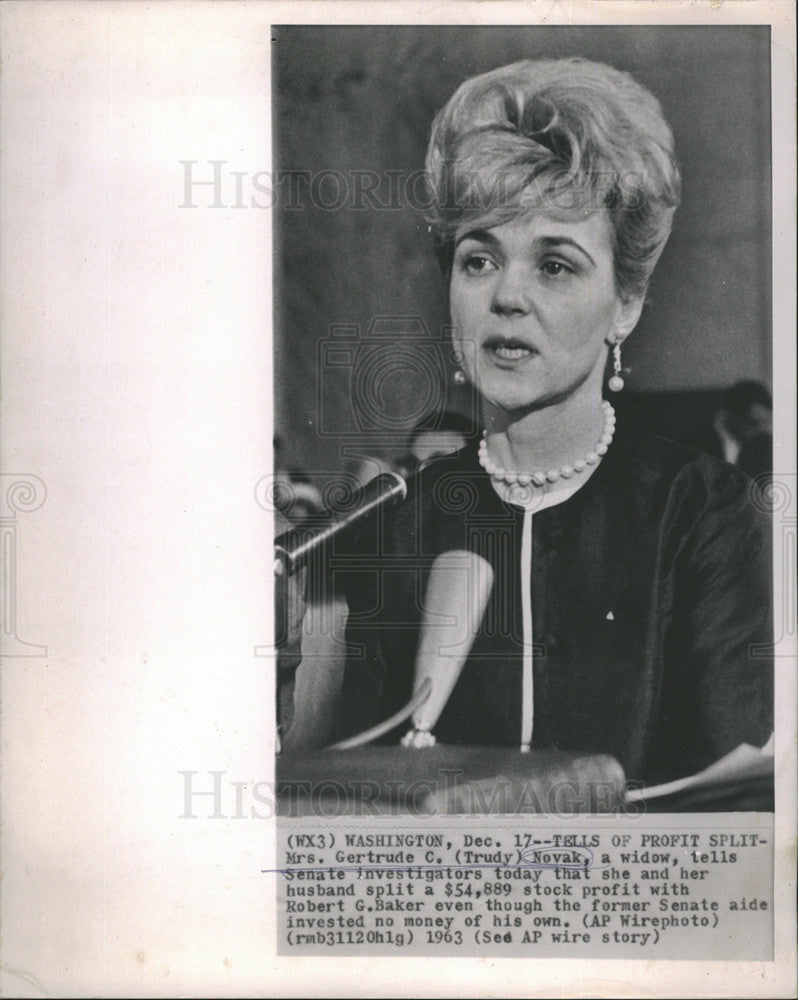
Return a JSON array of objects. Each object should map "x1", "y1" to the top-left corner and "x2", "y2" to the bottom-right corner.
[{"x1": 318, "y1": 58, "x2": 772, "y2": 786}]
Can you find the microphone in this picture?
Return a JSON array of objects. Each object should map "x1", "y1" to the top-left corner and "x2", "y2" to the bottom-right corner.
[
  {"x1": 402, "y1": 550, "x2": 494, "y2": 747},
  {"x1": 273, "y1": 470, "x2": 410, "y2": 576}
]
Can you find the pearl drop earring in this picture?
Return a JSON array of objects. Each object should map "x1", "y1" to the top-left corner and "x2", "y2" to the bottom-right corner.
[{"x1": 608, "y1": 341, "x2": 625, "y2": 393}]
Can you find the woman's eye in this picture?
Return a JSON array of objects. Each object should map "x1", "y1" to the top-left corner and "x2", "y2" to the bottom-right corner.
[
  {"x1": 462, "y1": 254, "x2": 496, "y2": 276},
  {"x1": 541, "y1": 259, "x2": 573, "y2": 278}
]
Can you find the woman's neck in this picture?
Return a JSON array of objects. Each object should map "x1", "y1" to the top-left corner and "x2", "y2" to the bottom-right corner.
[{"x1": 482, "y1": 390, "x2": 608, "y2": 491}]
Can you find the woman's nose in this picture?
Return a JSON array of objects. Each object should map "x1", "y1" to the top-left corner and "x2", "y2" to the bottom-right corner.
[{"x1": 490, "y1": 264, "x2": 534, "y2": 316}]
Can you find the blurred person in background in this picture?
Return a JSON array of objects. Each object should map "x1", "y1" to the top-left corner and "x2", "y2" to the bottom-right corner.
[
  {"x1": 687, "y1": 380, "x2": 772, "y2": 483},
  {"x1": 394, "y1": 410, "x2": 474, "y2": 477}
]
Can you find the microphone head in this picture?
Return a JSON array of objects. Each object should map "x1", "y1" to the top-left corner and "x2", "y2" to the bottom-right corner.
[
  {"x1": 411, "y1": 550, "x2": 494, "y2": 734},
  {"x1": 274, "y1": 470, "x2": 410, "y2": 576}
]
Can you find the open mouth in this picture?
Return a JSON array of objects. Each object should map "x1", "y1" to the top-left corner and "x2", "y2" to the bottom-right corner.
[{"x1": 483, "y1": 336, "x2": 537, "y2": 362}]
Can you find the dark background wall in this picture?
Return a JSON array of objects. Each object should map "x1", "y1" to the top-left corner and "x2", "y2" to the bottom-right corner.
[{"x1": 273, "y1": 25, "x2": 771, "y2": 477}]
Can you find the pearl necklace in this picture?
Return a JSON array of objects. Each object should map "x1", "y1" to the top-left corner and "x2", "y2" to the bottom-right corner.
[{"x1": 478, "y1": 401, "x2": 616, "y2": 486}]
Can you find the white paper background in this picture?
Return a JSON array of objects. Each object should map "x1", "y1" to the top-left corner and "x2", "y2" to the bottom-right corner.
[{"x1": 0, "y1": 2, "x2": 794, "y2": 997}]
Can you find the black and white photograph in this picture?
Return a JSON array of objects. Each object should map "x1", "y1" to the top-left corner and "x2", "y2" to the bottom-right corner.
[
  {"x1": 273, "y1": 25, "x2": 775, "y2": 812},
  {"x1": 0, "y1": 1, "x2": 795, "y2": 996}
]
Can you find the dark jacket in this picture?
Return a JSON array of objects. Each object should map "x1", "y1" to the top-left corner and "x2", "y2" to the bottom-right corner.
[{"x1": 333, "y1": 421, "x2": 773, "y2": 785}]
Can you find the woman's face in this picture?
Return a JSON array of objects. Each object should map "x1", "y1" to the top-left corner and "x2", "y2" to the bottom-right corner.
[{"x1": 449, "y1": 208, "x2": 643, "y2": 413}]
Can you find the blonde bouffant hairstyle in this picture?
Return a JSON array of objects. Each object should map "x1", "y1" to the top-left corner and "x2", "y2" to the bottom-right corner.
[{"x1": 425, "y1": 58, "x2": 681, "y2": 300}]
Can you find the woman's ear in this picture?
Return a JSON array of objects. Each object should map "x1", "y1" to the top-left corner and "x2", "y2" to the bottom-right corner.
[{"x1": 609, "y1": 293, "x2": 646, "y2": 344}]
